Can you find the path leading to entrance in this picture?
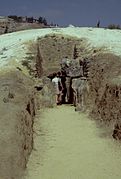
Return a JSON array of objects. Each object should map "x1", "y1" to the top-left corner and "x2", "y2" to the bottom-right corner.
[{"x1": 25, "y1": 105, "x2": 121, "y2": 179}]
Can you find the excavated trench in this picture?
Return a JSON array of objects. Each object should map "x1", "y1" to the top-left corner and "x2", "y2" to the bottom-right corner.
[
  {"x1": 1, "y1": 34, "x2": 121, "y2": 179},
  {"x1": 30, "y1": 34, "x2": 121, "y2": 139},
  {"x1": 23, "y1": 34, "x2": 121, "y2": 178}
]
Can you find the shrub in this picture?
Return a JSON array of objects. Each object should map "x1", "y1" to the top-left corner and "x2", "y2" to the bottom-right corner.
[{"x1": 108, "y1": 24, "x2": 120, "y2": 29}]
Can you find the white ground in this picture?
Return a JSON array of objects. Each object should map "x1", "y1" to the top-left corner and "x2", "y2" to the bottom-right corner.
[{"x1": 0, "y1": 27, "x2": 121, "y2": 69}]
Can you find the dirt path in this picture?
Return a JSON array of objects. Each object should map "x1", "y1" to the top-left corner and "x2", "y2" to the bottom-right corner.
[{"x1": 25, "y1": 105, "x2": 121, "y2": 179}]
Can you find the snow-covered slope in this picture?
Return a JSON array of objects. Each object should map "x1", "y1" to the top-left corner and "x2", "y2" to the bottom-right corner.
[{"x1": 0, "y1": 27, "x2": 121, "y2": 68}]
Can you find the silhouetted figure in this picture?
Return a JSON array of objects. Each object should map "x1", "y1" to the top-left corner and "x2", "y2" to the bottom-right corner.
[
  {"x1": 60, "y1": 71, "x2": 67, "y2": 103},
  {"x1": 4, "y1": 26, "x2": 8, "y2": 34},
  {"x1": 97, "y1": 20, "x2": 100, "y2": 28}
]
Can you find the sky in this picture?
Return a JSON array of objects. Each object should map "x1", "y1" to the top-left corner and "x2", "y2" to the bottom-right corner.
[{"x1": 0, "y1": 0, "x2": 121, "y2": 27}]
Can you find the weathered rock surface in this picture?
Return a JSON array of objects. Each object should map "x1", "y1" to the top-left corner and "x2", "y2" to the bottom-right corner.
[
  {"x1": 0, "y1": 16, "x2": 16, "y2": 34},
  {"x1": 88, "y1": 53, "x2": 121, "y2": 139},
  {"x1": 0, "y1": 70, "x2": 38, "y2": 179},
  {"x1": 0, "y1": 16, "x2": 45, "y2": 35}
]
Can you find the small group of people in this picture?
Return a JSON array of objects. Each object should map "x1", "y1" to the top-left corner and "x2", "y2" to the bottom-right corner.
[{"x1": 51, "y1": 71, "x2": 67, "y2": 105}]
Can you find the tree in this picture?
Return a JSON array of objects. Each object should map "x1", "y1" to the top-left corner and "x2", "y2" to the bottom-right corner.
[
  {"x1": 18, "y1": 16, "x2": 22, "y2": 23},
  {"x1": 27, "y1": 17, "x2": 34, "y2": 23},
  {"x1": 50, "y1": 22, "x2": 54, "y2": 27},
  {"x1": 38, "y1": 16, "x2": 43, "y2": 23},
  {"x1": 108, "y1": 24, "x2": 120, "y2": 29},
  {"x1": 96, "y1": 20, "x2": 100, "y2": 28},
  {"x1": 38, "y1": 16, "x2": 47, "y2": 25},
  {"x1": 73, "y1": 45, "x2": 78, "y2": 59},
  {"x1": 4, "y1": 26, "x2": 8, "y2": 34},
  {"x1": 42, "y1": 18, "x2": 47, "y2": 26},
  {"x1": 8, "y1": 15, "x2": 18, "y2": 21},
  {"x1": 35, "y1": 46, "x2": 43, "y2": 77}
]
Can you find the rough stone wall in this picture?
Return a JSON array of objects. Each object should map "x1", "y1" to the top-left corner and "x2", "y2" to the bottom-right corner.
[
  {"x1": 0, "y1": 37, "x2": 56, "y2": 178},
  {"x1": 37, "y1": 34, "x2": 86, "y2": 76},
  {"x1": 0, "y1": 17, "x2": 16, "y2": 34},
  {"x1": 88, "y1": 53, "x2": 121, "y2": 139},
  {"x1": 38, "y1": 76, "x2": 56, "y2": 107},
  {"x1": 0, "y1": 70, "x2": 37, "y2": 179}
]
